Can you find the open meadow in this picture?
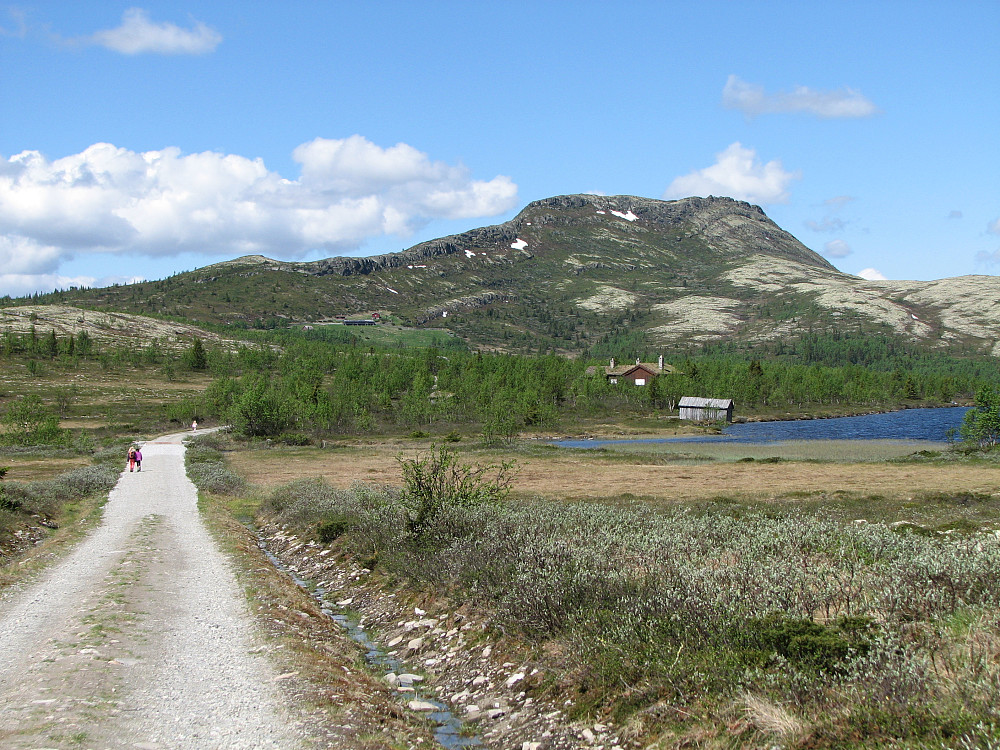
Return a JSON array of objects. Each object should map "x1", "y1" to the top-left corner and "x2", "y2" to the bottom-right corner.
[
  {"x1": 203, "y1": 431, "x2": 1000, "y2": 749},
  {"x1": 226, "y1": 437, "x2": 1000, "y2": 520}
]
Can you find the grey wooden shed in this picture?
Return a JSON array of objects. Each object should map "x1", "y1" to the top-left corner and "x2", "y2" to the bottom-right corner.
[{"x1": 678, "y1": 396, "x2": 734, "y2": 423}]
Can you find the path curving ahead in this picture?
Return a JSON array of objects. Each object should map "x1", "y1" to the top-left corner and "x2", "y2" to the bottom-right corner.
[{"x1": 0, "y1": 431, "x2": 303, "y2": 749}]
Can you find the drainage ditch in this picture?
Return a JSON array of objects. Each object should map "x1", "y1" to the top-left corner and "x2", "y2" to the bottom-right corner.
[{"x1": 259, "y1": 540, "x2": 482, "y2": 749}]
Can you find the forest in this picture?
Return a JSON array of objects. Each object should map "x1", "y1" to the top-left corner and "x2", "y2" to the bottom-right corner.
[{"x1": 2, "y1": 323, "x2": 993, "y2": 444}]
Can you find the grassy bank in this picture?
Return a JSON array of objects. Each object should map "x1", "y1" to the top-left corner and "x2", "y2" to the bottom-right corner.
[{"x1": 0, "y1": 454, "x2": 121, "y2": 581}]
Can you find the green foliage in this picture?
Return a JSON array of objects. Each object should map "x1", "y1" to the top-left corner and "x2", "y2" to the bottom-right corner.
[
  {"x1": 184, "y1": 337, "x2": 208, "y2": 370},
  {"x1": 397, "y1": 445, "x2": 517, "y2": 539},
  {"x1": 227, "y1": 376, "x2": 294, "y2": 437},
  {"x1": 316, "y1": 517, "x2": 351, "y2": 543},
  {"x1": 1, "y1": 395, "x2": 65, "y2": 446},
  {"x1": 739, "y1": 614, "x2": 871, "y2": 672},
  {"x1": 277, "y1": 432, "x2": 312, "y2": 446},
  {"x1": 0, "y1": 465, "x2": 17, "y2": 511},
  {"x1": 961, "y1": 385, "x2": 1000, "y2": 449}
]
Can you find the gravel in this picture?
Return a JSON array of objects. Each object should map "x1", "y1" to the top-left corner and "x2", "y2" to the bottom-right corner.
[{"x1": 0, "y1": 431, "x2": 304, "y2": 749}]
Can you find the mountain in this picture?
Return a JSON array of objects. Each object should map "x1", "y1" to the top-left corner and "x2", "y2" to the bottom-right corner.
[{"x1": 16, "y1": 194, "x2": 1000, "y2": 356}]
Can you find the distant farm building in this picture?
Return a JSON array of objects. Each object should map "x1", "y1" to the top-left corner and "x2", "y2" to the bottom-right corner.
[
  {"x1": 678, "y1": 397, "x2": 734, "y2": 423},
  {"x1": 589, "y1": 356, "x2": 677, "y2": 385}
]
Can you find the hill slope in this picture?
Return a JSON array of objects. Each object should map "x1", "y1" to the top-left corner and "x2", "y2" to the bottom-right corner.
[{"x1": 14, "y1": 194, "x2": 1000, "y2": 355}]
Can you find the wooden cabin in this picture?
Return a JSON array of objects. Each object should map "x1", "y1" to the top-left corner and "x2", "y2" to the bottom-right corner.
[
  {"x1": 596, "y1": 356, "x2": 677, "y2": 385},
  {"x1": 678, "y1": 396, "x2": 734, "y2": 423}
]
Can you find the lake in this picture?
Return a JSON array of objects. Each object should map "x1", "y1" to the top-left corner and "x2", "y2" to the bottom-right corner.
[{"x1": 554, "y1": 407, "x2": 970, "y2": 448}]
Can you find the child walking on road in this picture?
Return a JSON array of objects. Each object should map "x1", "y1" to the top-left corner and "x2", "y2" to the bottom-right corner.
[
  {"x1": 134, "y1": 447, "x2": 142, "y2": 471},
  {"x1": 127, "y1": 446, "x2": 137, "y2": 472}
]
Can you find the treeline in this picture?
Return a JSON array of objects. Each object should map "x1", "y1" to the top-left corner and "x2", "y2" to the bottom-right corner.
[
  {"x1": 2, "y1": 323, "x2": 992, "y2": 440},
  {"x1": 167, "y1": 334, "x2": 986, "y2": 440}
]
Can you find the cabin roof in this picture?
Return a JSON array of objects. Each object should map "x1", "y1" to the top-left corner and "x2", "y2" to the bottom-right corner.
[{"x1": 678, "y1": 397, "x2": 734, "y2": 408}]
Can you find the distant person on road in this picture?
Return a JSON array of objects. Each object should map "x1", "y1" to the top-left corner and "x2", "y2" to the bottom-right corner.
[
  {"x1": 191, "y1": 420, "x2": 198, "y2": 432},
  {"x1": 134, "y1": 447, "x2": 142, "y2": 472},
  {"x1": 127, "y1": 446, "x2": 137, "y2": 472}
]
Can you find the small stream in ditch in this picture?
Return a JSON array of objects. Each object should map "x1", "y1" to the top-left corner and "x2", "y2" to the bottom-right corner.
[{"x1": 258, "y1": 540, "x2": 482, "y2": 749}]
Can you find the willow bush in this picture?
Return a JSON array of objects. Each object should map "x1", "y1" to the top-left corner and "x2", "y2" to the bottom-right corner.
[{"x1": 261, "y1": 476, "x2": 1000, "y2": 745}]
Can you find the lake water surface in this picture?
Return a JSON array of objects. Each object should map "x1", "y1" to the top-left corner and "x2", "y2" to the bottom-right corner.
[{"x1": 555, "y1": 407, "x2": 969, "y2": 448}]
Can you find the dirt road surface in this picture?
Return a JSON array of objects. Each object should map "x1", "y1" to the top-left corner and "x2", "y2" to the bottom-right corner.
[{"x1": 0, "y1": 431, "x2": 304, "y2": 749}]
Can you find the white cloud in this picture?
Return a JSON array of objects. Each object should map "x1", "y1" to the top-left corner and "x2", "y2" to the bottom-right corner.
[
  {"x1": 89, "y1": 8, "x2": 221, "y2": 55},
  {"x1": 975, "y1": 249, "x2": 1000, "y2": 266},
  {"x1": 0, "y1": 138, "x2": 519, "y2": 290},
  {"x1": 857, "y1": 267, "x2": 887, "y2": 280},
  {"x1": 722, "y1": 75, "x2": 878, "y2": 119},
  {"x1": 807, "y1": 195, "x2": 855, "y2": 232},
  {"x1": 663, "y1": 142, "x2": 799, "y2": 205},
  {"x1": 806, "y1": 217, "x2": 848, "y2": 233},
  {"x1": 988, "y1": 218, "x2": 1000, "y2": 235},
  {"x1": 822, "y1": 239, "x2": 852, "y2": 258}
]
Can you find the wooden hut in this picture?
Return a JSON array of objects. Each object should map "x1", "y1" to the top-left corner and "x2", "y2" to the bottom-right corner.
[
  {"x1": 597, "y1": 356, "x2": 677, "y2": 385},
  {"x1": 678, "y1": 396, "x2": 734, "y2": 423}
]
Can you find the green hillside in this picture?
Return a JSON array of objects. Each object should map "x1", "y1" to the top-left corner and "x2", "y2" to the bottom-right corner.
[{"x1": 9, "y1": 194, "x2": 1000, "y2": 357}]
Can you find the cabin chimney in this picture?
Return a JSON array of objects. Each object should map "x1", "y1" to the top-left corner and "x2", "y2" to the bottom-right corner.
[
  {"x1": 610, "y1": 358, "x2": 615, "y2": 368},
  {"x1": 658, "y1": 354, "x2": 664, "y2": 370},
  {"x1": 636, "y1": 358, "x2": 640, "y2": 365}
]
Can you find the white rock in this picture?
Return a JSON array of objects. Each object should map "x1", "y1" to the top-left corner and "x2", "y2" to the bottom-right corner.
[
  {"x1": 482, "y1": 646, "x2": 492, "y2": 658},
  {"x1": 384, "y1": 672, "x2": 398, "y2": 687},
  {"x1": 415, "y1": 607, "x2": 426, "y2": 615},
  {"x1": 408, "y1": 700, "x2": 436, "y2": 712},
  {"x1": 336, "y1": 598, "x2": 353, "y2": 606},
  {"x1": 397, "y1": 673, "x2": 424, "y2": 684},
  {"x1": 387, "y1": 636, "x2": 403, "y2": 648},
  {"x1": 406, "y1": 637, "x2": 424, "y2": 653},
  {"x1": 505, "y1": 672, "x2": 525, "y2": 688},
  {"x1": 486, "y1": 708, "x2": 505, "y2": 720},
  {"x1": 522, "y1": 743, "x2": 542, "y2": 750},
  {"x1": 582, "y1": 728, "x2": 596, "y2": 743},
  {"x1": 472, "y1": 675, "x2": 488, "y2": 686}
]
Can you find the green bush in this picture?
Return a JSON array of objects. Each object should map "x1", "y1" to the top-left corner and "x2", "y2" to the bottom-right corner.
[
  {"x1": 277, "y1": 432, "x2": 312, "y2": 446},
  {"x1": 397, "y1": 446, "x2": 517, "y2": 540},
  {"x1": 316, "y1": 517, "x2": 351, "y2": 543}
]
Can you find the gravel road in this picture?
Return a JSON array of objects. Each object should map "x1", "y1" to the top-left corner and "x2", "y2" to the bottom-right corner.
[{"x1": 0, "y1": 431, "x2": 304, "y2": 749}]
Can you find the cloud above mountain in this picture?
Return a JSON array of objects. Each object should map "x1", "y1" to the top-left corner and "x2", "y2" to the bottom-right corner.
[
  {"x1": 0, "y1": 137, "x2": 518, "y2": 286},
  {"x1": 664, "y1": 142, "x2": 799, "y2": 205},
  {"x1": 722, "y1": 75, "x2": 878, "y2": 118}
]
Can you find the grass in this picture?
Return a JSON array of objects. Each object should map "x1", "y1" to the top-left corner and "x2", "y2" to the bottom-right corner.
[
  {"x1": 218, "y1": 436, "x2": 1000, "y2": 749},
  {"x1": 221, "y1": 437, "x2": 1000, "y2": 516}
]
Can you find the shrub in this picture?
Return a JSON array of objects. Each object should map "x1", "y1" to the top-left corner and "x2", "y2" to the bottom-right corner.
[
  {"x1": 317, "y1": 517, "x2": 351, "y2": 543},
  {"x1": 186, "y1": 462, "x2": 247, "y2": 495},
  {"x1": 278, "y1": 432, "x2": 312, "y2": 446},
  {"x1": 397, "y1": 446, "x2": 517, "y2": 540}
]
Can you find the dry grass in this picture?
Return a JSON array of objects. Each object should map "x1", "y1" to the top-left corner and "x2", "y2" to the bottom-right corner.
[
  {"x1": 0, "y1": 456, "x2": 90, "y2": 482},
  {"x1": 740, "y1": 692, "x2": 806, "y2": 738},
  {"x1": 225, "y1": 441, "x2": 1000, "y2": 504}
]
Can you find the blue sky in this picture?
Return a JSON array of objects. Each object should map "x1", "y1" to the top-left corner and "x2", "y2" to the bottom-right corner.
[{"x1": 1, "y1": 1, "x2": 998, "y2": 297}]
